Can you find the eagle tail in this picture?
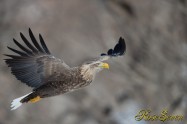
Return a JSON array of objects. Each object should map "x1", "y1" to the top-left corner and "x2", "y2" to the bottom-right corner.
[{"x1": 11, "y1": 92, "x2": 32, "y2": 110}]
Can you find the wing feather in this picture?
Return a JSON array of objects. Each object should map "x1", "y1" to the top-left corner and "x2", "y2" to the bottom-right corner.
[
  {"x1": 7, "y1": 47, "x2": 29, "y2": 57},
  {"x1": 101, "y1": 37, "x2": 126, "y2": 57},
  {"x1": 99, "y1": 37, "x2": 126, "y2": 61},
  {"x1": 5, "y1": 29, "x2": 69, "y2": 88},
  {"x1": 13, "y1": 39, "x2": 34, "y2": 55},
  {"x1": 20, "y1": 32, "x2": 38, "y2": 53},
  {"x1": 28, "y1": 28, "x2": 45, "y2": 53},
  {"x1": 39, "y1": 34, "x2": 51, "y2": 54}
]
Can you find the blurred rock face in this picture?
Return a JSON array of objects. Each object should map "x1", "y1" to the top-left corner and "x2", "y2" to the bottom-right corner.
[{"x1": 0, "y1": 0, "x2": 187, "y2": 124}]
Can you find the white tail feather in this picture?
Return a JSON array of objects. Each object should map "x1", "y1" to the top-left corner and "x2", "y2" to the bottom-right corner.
[{"x1": 11, "y1": 92, "x2": 32, "y2": 110}]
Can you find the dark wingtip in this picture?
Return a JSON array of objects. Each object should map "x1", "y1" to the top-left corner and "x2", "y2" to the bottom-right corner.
[
  {"x1": 109, "y1": 37, "x2": 126, "y2": 56},
  {"x1": 100, "y1": 37, "x2": 126, "y2": 57},
  {"x1": 39, "y1": 33, "x2": 51, "y2": 54},
  {"x1": 7, "y1": 46, "x2": 12, "y2": 50},
  {"x1": 7, "y1": 46, "x2": 28, "y2": 56},
  {"x1": 119, "y1": 37, "x2": 125, "y2": 45},
  {"x1": 101, "y1": 53, "x2": 107, "y2": 56},
  {"x1": 107, "y1": 49, "x2": 113, "y2": 56},
  {"x1": 19, "y1": 32, "x2": 25, "y2": 41},
  {"x1": 3, "y1": 54, "x2": 9, "y2": 57},
  {"x1": 29, "y1": 28, "x2": 45, "y2": 53},
  {"x1": 118, "y1": 37, "x2": 126, "y2": 55},
  {"x1": 29, "y1": 28, "x2": 31, "y2": 32}
]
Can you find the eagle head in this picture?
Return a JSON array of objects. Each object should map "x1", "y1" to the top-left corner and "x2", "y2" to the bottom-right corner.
[{"x1": 80, "y1": 61, "x2": 109, "y2": 81}]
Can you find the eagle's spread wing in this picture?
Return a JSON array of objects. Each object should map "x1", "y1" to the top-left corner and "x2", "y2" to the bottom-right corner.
[
  {"x1": 4, "y1": 29, "x2": 69, "y2": 88},
  {"x1": 99, "y1": 37, "x2": 126, "y2": 61}
]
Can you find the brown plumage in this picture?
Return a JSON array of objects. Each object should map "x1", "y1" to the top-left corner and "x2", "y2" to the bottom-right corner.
[{"x1": 4, "y1": 28, "x2": 126, "y2": 110}]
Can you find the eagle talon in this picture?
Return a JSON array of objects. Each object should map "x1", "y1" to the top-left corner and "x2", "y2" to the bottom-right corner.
[{"x1": 29, "y1": 96, "x2": 41, "y2": 103}]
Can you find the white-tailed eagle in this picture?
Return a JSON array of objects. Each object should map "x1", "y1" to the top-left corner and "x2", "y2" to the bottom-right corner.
[{"x1": 4, "y1": 29, "x2": 126, "y2": 110}]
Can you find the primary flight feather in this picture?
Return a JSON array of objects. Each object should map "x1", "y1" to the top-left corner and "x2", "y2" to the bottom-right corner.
[{"x1": 4, "y1": 28, "x2": 126, "y2": 110}]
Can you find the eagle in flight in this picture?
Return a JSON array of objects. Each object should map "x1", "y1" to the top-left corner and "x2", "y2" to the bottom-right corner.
[{"x1": 4, "y1": 29, "x2": 126, "y2": 110}]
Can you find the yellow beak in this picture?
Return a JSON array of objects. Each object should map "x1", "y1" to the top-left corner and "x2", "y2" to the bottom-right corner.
[{"x1": 100, "y1": 62, "x2": 109, "y2": 69}]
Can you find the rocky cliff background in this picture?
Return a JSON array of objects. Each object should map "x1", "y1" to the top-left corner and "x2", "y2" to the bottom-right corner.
[{"x1": 0, "y1": 0, "x2": 187, "y2": 124}]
